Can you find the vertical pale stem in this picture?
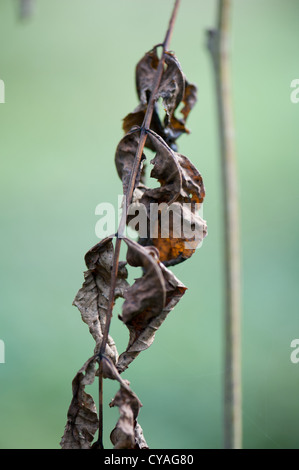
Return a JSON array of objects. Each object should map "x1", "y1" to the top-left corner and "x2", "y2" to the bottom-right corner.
[{"x1": 207, "y1": 0, "x2": 242, "y2": 449}]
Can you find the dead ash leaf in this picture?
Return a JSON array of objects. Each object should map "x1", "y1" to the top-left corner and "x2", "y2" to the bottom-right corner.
[
  {"x1": 136, "y1": 47, "x2": 184, "y2": 118},
  {"x1": 60, "y1": 356, "x2": 98, "y2": 449},
  {"x1": 100, "y1": 355, "x2": 146, "y2": 450},
  {"x1": 115, "y1": 129, "x2": 146, "y2": 195},
  {"x1": 116, "y1": 239, "x2": 187, "y2": 373},
  {"x1": 73, "y1": 236, "x2": 129, "y2": 363}
]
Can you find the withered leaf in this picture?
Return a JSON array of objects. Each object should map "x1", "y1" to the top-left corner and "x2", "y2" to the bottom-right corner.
[
  {"x1": 122, "y1": 103, "x2": 165, "y2": 152},
  {"x1": 110, "y1": 385, "x2": 137, "y2": 449},
  {"x1": 73, "y1": 236, "x2": 129, "y2": 363},
  {"x1": 115, "y1": 128, "x2": 146, "y2": 195},
  {"x1": 123, "y1": 46, "x2": 197, "y2": 150},
  {"x1": 145, "y1": 130, "x2": 205, "y2": 204},
  {"x1": 180, "y1": 81, "x2": 197, "y2": 122},
  {"x1": 109, "y1": 382, "x2": 143, "y2": 450},
  {"x1": 150, "y1": 202, "x2": 207, "y2": 266},
  {"x1": 136, "y1": 47, "x2": 184, "y2": 118},
  {"x1": 116, "y1": 239, "x2": 187, "y2": 373},
  {"x1": 131, "y1": 130, "x2": 207, "y2": 266},
  {"x1": 168, "y1": 81, "x2": 198, "y2": 140},
  {"x1": 121, "y1": 238, "x2": 166, "y2": 326},
  {"x1": 143, "y1": 131, "x2": 182, "y2": 204},
  {"x1": 134, "y1": 422, "x2": 149, "y2": 449},
  {"x1": 60, "y1": 356, "x2": 98, "y2": 449},
  {"x1": 101, "y1": 355, "x2": 147, "y2": 450}
]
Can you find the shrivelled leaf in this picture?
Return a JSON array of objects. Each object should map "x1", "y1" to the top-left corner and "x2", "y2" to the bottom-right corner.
[
  {"x1": 116, "y1": 239, "x2": 187, "y2": 373},
  {"x1": 100, "y1": 355, "x2": 146, "y2": 450},
  {"x1": 115, "y1": 128, "x2": 146, "y2": 195},
  {"x1": 73, "y1": 236, "x2": 129, "y2": 363},
  {"x1": 143, "y1": 132, "x2": 182, "y2": 204},
  {"x1": 123, "y1": 103, "x2": 165, "y2": 152},
  {"x1": 150, "y1": 202, "x2": 207, "y2": 266},
  {"x1": 179, "y1": 81, "x2": 197, "y2": 122},
  {"x1": 109, "y1": 384, "x2": 141, "y2": 449},
  {"x1": 121, "y1": 238, "x2": 166, "y2": 327},
  {"x1": 101, "y1": 355, "x2": 141, "y2": 411},
  {"x1": 60, "y1": 356, "x2": 98, "y2": 449},
  {"x1": 168, "y1": 81, "x2": 198, "y2": 141},
  {"x1": 123, "y1": 46, "x2": 197, "y2": 150},
  {"x1": 129, "y1": 130, "x2": 207, "y2": 266},
  {"x1": 175, "y1": 151, "x2": 205, "y2": 204},
  {"x1": 136, "y1": 47, "x2": 184, "y2": 118},
  {"x1": 134, "y1": 422, "x2": 149, "y2": 449},
  {"x1": 145, "y1": 130, "x2": 205, "y2": 204}
]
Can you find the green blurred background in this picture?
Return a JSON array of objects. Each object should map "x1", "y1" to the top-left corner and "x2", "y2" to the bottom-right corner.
[{"x1": 0, "y1": 0, "x2": 298, "y2": 449}]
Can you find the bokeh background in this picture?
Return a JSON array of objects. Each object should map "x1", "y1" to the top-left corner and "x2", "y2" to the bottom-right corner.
[{"x1": 0, "y1": 0, "x2": 298, "y2": 449}]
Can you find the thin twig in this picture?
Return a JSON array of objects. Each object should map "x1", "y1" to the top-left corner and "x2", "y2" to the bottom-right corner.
[
  {"x1": 207, "y1": 0, "x2": 242, "y2": 449},
  {"x1": 96, "y1": 0, "x2": 181, "y2": 448}
]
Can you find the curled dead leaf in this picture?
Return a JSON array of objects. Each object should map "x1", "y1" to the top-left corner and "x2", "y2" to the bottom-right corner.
[
  {"x1": 123, "y1": 46, "x2": 197, "y2": 150},
  {"x1": 136, "y1": 46, "x2": 184, "y2": 117},
  {"x1": 115, "y1": 128, "x2": 146, "y2": 195},
  {"x1": 60, "y1": 356, "x2": 98, "y2": 449},
  {"x1": 121, "y1": 238, "x2": 166, "y2": 327},
  {"x1": 73, "y1": 236, "x2": 129, "y2": 363},
  {"x1": 127, "y1": 130, "x2": 207, "y2": 266},
  {"x1": 116, "y1": 239, "x2": 187, "y2": 373},
  {"x1": 100, "y1": 355, "x2": 147, "y2": 450}
]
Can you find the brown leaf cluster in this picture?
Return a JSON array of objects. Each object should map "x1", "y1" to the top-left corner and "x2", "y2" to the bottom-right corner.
[{"x1": 61, "y1": 44, "x2": 207, "y2": 450}]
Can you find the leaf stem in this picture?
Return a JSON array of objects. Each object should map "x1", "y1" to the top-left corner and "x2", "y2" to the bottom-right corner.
[
  {"x1": 97, "y1": 0, "x2": 181, "y2": 446},
  {"x1": 207, "y1": 0, "x2": 242, "y2": 450}
]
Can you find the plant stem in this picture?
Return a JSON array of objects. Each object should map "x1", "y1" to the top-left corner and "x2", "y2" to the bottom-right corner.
[
  {"x1": 97, "y1": 361, "x2": 104, "y2": 449},
  {"x1": 19, "y1": 0, "x2": 34, "y2": 19},
  {"x1": 97, "y1": 0, "x2": 181, "y2": 447},
  {"x1": 207, "y1": 0, "x2": 242, "y2": 449}
]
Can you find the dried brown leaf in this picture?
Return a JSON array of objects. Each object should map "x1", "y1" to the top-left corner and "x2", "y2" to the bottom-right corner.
[
  {"x1": 150, "y1": 203, "x2": 207, "y2": 266},
  {"x1": 122, "y1": 103, "x2": 164, "y2": 152},
  {"x1": 60, "y1": 356, "x2": 98, "y2": 449},
  {"x1": 100, "y1": 355, "x2": 146, "y2": 450},
  {"x1": 168, "y1": 81, "x2": 198, "y2": 139},
  {"x1": 143, "y1": 131, "x2": 182, "y2": 204},
  {"x1": 116, "y1": 239, "x2": 187, "y2": 373},
  {"x1": 144, "y1": 130, "x2": 205, "y2": 203},
  {"x1": 136, "y1": 47, "x2": 184, "y2": 118},
  {"x1": 109, "y1": 384, "x2": 141, "y2": 449},
  {"x1": 123, "y1": 47, "x2": 197, "y2": 150},
  {"x1": 134, "y1": 422, "x2": 149, "y2": 449},
  {"x1": 115, "y1": 129, "x2": 146, "y2": 195},
  {"x1": 180, "y1": 81, "x2": 197, "y2": 121},
  {"x1": 121, "y1": 238, "x2": 166, "y2": 327},
  {"x1": 131, "y1": 130, "x2": 207, "y2": 266},
  {"x1": 73, "y1": 236, "x2": 129, "y2": 363}
]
